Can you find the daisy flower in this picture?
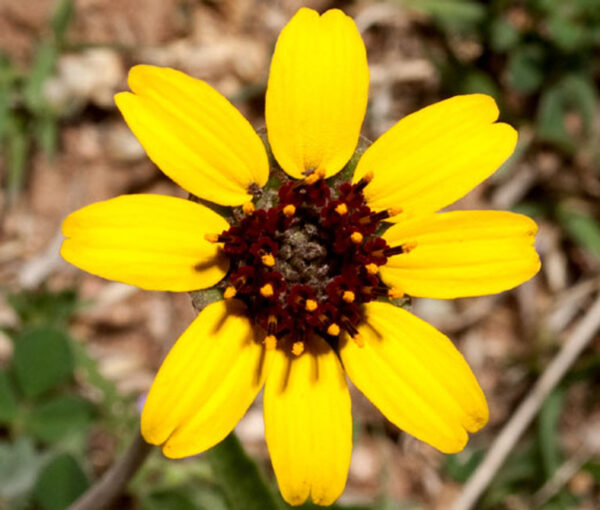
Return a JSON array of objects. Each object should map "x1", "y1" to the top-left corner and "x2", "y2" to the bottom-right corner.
[{"x1": 61, "y1": 7, "x2": 540, "y2": 506}]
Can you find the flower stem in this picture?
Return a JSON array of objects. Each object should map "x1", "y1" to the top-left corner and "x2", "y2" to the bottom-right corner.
[{"x1": 68, "y1": 431, "x2": 153, "y2": 510}]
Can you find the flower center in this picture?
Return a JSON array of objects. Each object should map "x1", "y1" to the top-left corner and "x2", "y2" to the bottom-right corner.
[{"x1": 210, "y1": 172, "x2": 405, "y2": 355}]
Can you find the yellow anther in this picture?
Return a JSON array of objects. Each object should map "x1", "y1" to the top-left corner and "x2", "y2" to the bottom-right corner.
[
  {"x1": 327, "y1": 323, "x2": 341, "y2": 336},
  {"x1": 352, "y1": 333, "x2": 365, "y2": 348},
  {"x1": 365, "y1": 263, "x2": 379, "y2": 275},
  {"x1": 350, "y1": 231, "x2": 363, "y2": 244},
  {"x1": 291, "y1": 341, "x2": 305, "y2": 356},
  {"x1": 305, "y1": 174, "x2": 318, "y2": 185},
  {"x1": 388, "y1": 207, "x2": 403, "y2": 217},
  {"x1": 304, "y1": 168, "x2": 325, "y2": 185},
  {"x1": 283, "y1": 204, "x2": 296, "y2": 217},
  {"x1": 342, "y1": 290, "x2": 355, "y2": 303},
  {"x1": 305, "y1": 299, "x2": 318, "y2": 312},
  {"x1": 388, "y1": 288, "x2": 405, "y2": 299},
  {"x1": 260, "y1": 283, "x2": 274, "y2": 298},
  {"x1": 242, "y1": 201, "x2": 255, "y2": 215},
  {"x1": 261, "y1": 253, "x2": 275, "y2": 267},
  {"x1": 204, "y1": 233, "x2": 220, "y2": 243},
  {"x1": 264, "y1": 335, "x2": 277, "y2": 350},
  {"x1": 224, "y1": 286, "x2": 237, "y2": 299},
  {"x1": 363, "y1": 170, "x2": 374, "y2": 183},
  {"x1": 335, "y1": 203, "x2": 348, "y2": 215},
  {"x1": 402, "y1": 241, "x2": 418, "y2": 253}
]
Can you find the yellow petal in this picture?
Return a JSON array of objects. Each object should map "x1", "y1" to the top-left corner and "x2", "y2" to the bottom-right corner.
[
  {"x1": 142, "y1": 300, "x2": 270, "y2": 457},
  {"x1": 266, "y1": 8, "x2": 369, "y2": 179},
  {"x1": 340, "y1": 302, "x2": 488, "y2": 454},
  {"x1": 380, "y1": 210, "x2": 540, "y2": 298},
  {"x1": 61, "y1": 194, "x2": 229, "y2": 291},
  {"x1": 115, "y1": 65, "x2": 268, "y2": 206},
  {"x1": 353, "y1": 94, "x2": 518, "y2": 217},
  {"x1": 264, "y1": 337, "x2": 352, "y2": 506}
]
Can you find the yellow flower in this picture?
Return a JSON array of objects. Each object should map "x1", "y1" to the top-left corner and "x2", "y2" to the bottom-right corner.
[{"x1": 60, "y1": 7, "x2": 540, "y2": 506}]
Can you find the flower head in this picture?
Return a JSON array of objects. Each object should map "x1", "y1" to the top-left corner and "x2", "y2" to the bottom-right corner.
[{"x1": 61, "y1": 7, "x2": 540, "y2": 506}]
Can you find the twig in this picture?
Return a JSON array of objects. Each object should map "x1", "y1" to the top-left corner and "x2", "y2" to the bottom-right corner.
[
  {"x1": 68, "y1": 431, "x2": 153, "y2": 510},
  {"x1": 491, "y1": 164, "x2": 538, "y2": 209},
  {"x1": 545, "y1": 278, "x2": 600, "y2": 333},
  {"x1": 18, "y1": 229, "x2": 65, "y2": 289},
  {"x1": 532, "y1": 447, "x2": 592, "y2": 507},
  {"x1": 450, "y1": 293, "x2": 600, "y2": 510}
]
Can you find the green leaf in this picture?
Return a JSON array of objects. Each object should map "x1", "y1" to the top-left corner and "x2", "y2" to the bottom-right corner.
[
  {"x1": 399, "y1": 0, "x2": 485, "y2": 32},
  {"x1": 533, "y1": 0, "x2": 559, "y2": 14},
  {"x1": 511, "y1": 201, "x2": 546, "y2": 219},
  {"x1": 205, "y1": 433, "x2": 280, "y2": 510},
  {"x1": 559, "y1": 75, "x2": 596, "y2": 132},
  {"x1": 13, "y1": 328, "x2": 74, "y2": 399},
  {"x1": 0, "y1": 369, "x2": 17, "y2": 425},
  {"x1": 191, "y1": 486, "x2": 230, "y2": 510},
  {"x1": 489, "y1": 18, "x2": 520, "y2": 52},
  {"x1": 0, "y1": 52, "x2": 15, "y2": 141},
  {"x1": 23, "y1": 42, "x2": 58, "y2": 114},
  {"x1": 51, "y1": 0, "x2": 74, "y2": 45},
  {"x1": 507, "y1": 44, "x2": 546, "y2": 94},
  {"x1": 25, "y1": 394, "x2": 94, "y2": 443},
  {"x1": 537, "y1": 75, "x2": 597, "y2": 148},
  {"x1": 459, "y1": 70, "x2": 500, "y2": 98},
  {"x1": 483, "y1": 441, "x2": 541, "y2": 507},
  {"x1": 6, "y1": 116, "x2": 30, "y2": 201},
  {"x1": 445, "y1": 448, "x2": 485, "y2": 483},
  {"x1": 537, "y1": 388, "x2": 564, "y2": 478},
  {"x1": 557, "y1": 206, "x2": 600, "y2": 260},
  {"x1": 33, "y1": 453, "x2": 89, "y2": 510},
  {"x1": 35, "y1": 112, "x2": 59, "y2": 158},
  {"x1": 142, "y1": 490, "x2": 200, "y2": 510},
  {"x1": 537, "y1": 86, "x2": 570, "y2": 148},
  {"x1": 7, "y1": 288, "x2": 79, "y2": 330},
  {"x1": 0, "y1": 437, "x2": 44, "y2": 506},
  {"x1": 583, "y1": 460, "x2": 600, "y2": 482},
  {"x1": 70, "y1": 341, "x2": 128, "y2": 423},
  {"x1": 547, "y1": 16, "x2": 586, "y2": 51}
]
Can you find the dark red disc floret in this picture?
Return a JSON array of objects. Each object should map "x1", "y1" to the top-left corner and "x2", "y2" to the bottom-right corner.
[{"x1": 216, "y1": 175, "x2": 402, "y2": 352}]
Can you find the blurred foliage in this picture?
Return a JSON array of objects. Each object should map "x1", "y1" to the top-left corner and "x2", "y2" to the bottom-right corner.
[
  {"x1": 0, "y1": 0, "x2": 73, "y2": 204},
  {"x1": 0, "y1": 288, "x2": 141, "y2": 509},
  {"x1": 400, "y1": 0, "x2": 600, "y2": 153},
  {"x1": 6, "y1": 288, "x2": 79, "y2": 331},
  {"x1": 0, "y1": 290, "x2": 93, "y2": 510}
]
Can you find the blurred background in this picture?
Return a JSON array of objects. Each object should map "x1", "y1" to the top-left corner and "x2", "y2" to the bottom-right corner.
[{"x1": 1, "y1": 0, "x2": 600, "y2": 509}]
